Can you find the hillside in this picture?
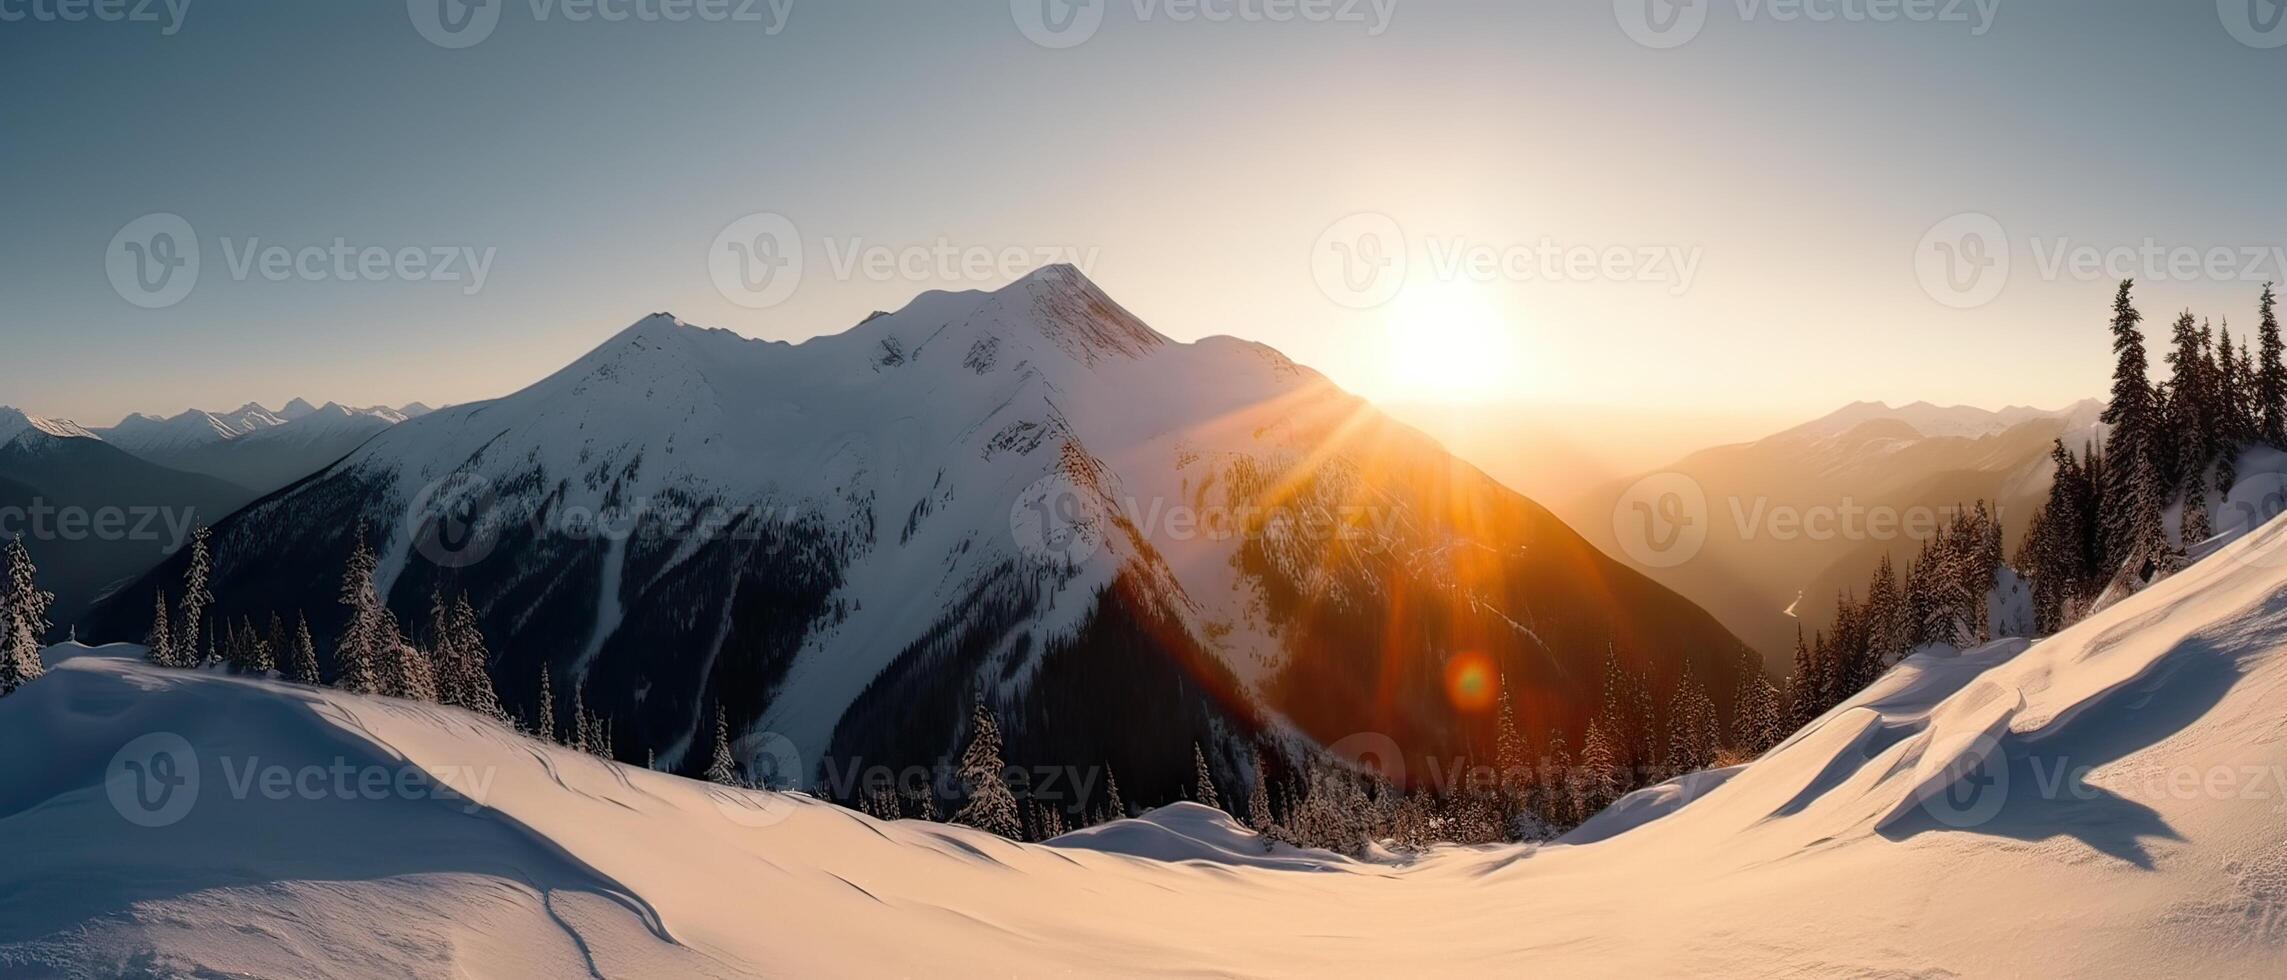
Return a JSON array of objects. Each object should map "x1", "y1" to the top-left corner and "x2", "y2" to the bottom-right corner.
[{"x1": 10, "y1": 482, "x2": 2287, "y2": 974}]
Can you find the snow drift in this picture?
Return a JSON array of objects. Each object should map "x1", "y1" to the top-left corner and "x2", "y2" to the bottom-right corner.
[{"x1": 12, "y1": 496, "x2": 2287, "y2": 975}]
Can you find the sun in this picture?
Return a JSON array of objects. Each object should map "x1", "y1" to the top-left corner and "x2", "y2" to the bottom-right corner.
[{"x1": 1379, "y1": 282, "x2": 1522, "y2": 403}]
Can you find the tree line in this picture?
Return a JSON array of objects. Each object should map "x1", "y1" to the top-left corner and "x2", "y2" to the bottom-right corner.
[{"x1": 2017, "y1": 281, "x2": 2285, "y2": 632}]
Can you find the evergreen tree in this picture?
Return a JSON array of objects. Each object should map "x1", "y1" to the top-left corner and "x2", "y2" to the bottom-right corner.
[
  {"x1": 1246, "y1": 754, "x2": 1275, "y2": 833},
  {"x1": 705, "y1": 703, "x2": 740, "y2": 785},
  {"x1": 177, "y1": 526, "x2": 212, "y2": 671},
  {"x1": 2261, "y1": 282, "x2": 2286, "y2": 448},
  {"x1": 1191, "y1": 743, "x2": 1221, "y2": 811},
  {"x1": 535, "y1": 669, "x2": 556, "y2": 742},
  {"x1": 287, "y1": 614, "x2": 322, "y2": 685},
  {"x1": 1034, "y1": 803, "x2": 1067, "y2": 840},
  {"x1": 0, "y1": 536, "x2": 53, "y2": 696},
  {"x1": 1733, "y1": 667, "x2": 1782, "y2": 755},
  {"x1": 2218, "y1": 326, "x2": 2254, "y2": 453},
  {"x1": 1102, "y1": 766, "x2": 1126, "y2": 823},
  {"x1": 1665, "y1": 667, "x2": 1715, "y2": 775},
  {"x1": 952, "y1": 696, "x2": 1022, "y2": 838},
  {"x1": 1578, "y1": 718, "x2": 1621, "y2": 813},
  {"x1": 1787, "y1": 625, "x2": 1820, "y2": 728},
  {"x1": 227, "y1": 616, "x2": 273, "y2": 675},
  {"x1": 1541, "y1": 727, "x2": 1576, "y2": 828},
  {"x1": 2169, "y1": 311, "x2": 2218, "y2": 545},
  {"x1": 1493, "y1": 682, "x2": 1529, "y2": 805},
  {"x1": 1863, "y1": 554, "x2": 1904, "y2": 679},
  {"x1": 443, "y1": 595, "x2": 506, "y2": 722},
  {"x1": 429, "y1": 591, "x2": 463, "y2": 707},
  {"x1": 145, "y1": 589, "x2": 173, "y2": 667},
  {"x1": 335, "y1": 536, "x2": 386, "y2": 695},
  {"x1": 569, "y1": 685, "x2": 592, "y2": 753},
  {"x1": 2101, "y1": 281, "x2": 2170, "y2": 571}
]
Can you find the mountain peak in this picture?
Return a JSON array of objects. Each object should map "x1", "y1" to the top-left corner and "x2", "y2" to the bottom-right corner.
[
  {"x1": 987, "y1": 263, "x2": 1168, "y2": 365},
  {"x1": 280, "y1": 398, "x2": 319, "y2": 420},
  {"x1": 0, "y1": 406, "x2": 99, "y2": 445}
]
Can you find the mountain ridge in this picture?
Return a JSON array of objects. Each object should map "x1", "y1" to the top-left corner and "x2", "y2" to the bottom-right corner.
[{"x1": 82, "y1": 267, "x2": 1759, "y2": 809}]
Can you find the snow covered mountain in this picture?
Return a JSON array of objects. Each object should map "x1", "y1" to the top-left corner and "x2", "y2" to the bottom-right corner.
[
  {"x1": 0, "y1": 406, "x2": 99, "y2": 446},
  {"x1": 81, "y1": 266, "x2": 1757, "y2": 805},
  {"x1": 1567, "y1": 398, "x2": 2109, "y2": 670},
  {"x1": 97, "y1": 401, "x2": 412, "y2": 497},
  {"x1": 0, "y1": 409, "x2": 256, "y2": 627},
  {"x1": 14, "y1": 481, "x2": 2287, "y2": 975}
]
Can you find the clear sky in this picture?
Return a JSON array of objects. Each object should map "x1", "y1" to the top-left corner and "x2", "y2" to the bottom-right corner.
[{"x1": 5, "y1": 0, "x2": 2284, "y2": 429}]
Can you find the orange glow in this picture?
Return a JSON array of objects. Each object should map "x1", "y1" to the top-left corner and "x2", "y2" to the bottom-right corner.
[{"x1": 1444, "y1": 651, "x2": 1498, "y2": 714}]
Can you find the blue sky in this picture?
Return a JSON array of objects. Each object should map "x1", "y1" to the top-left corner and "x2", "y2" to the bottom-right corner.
[{"x1": 5, "y1": 0, "x2": 2285, "y2": 428}]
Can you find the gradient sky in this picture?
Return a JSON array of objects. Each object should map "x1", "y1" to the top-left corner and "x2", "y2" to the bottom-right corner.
[{"x1": 5, "y1": 0, "x2": 2284, "y2": 433}]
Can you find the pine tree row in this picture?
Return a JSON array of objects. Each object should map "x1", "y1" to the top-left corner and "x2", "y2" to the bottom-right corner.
[{"x1": 2021, "y1": 281, "x2": 2287, "y2": 632}]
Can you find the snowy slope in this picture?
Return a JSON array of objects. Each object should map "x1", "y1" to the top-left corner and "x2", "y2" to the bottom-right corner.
[
  {"x1": 15, "y1": 493, "x2": 2287, "y2": 975},
  {"x1": 80, "y1": 266, "x2": 1757, "y2": 807}
]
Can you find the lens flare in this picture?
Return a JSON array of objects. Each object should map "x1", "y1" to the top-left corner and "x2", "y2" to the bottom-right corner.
[{"x1": 1444, "y1": 651, "x2": 1498, "y2": 714}]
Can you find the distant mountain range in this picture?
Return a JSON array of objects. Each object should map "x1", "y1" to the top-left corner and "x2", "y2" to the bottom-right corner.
[
  {"x1": 0, "y1": 408, "x2": 254, "y2": 626},
  {"x1": 96, "y1": 400, "x2": 416, "y2": 494},
  {"x1": 1, "y1": 400, "x2": 427, "y2": 625},
  {"x1": 81, "y1": 267, "x2": 1760, "y2": 805},
  {"x1": 1561, "y1": 399, "x2": 2107, "y2": 670}
]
